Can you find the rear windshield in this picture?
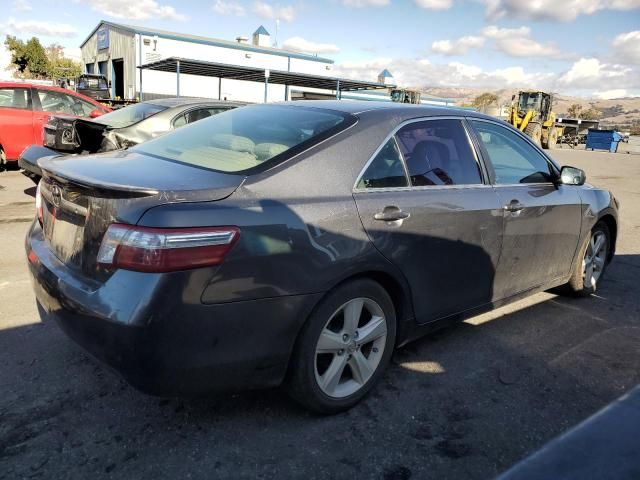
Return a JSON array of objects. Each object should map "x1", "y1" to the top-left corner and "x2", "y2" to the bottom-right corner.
[
  {"x1": 131, "y1": 105, "x2": 354, "y2": 173},
  {"x1": 78, "y1": 76, "x2": 108, "y2": 89},
  {"x1": 95, "y1": 102, "x2": 167, "y2": 128}
]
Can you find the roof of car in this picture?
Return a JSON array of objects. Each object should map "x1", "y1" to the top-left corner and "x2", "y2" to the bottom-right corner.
[
  {"x1": 143, "y1": 97, "x2": 248, "y2": 108},
  {"x1": 0, "y1": 81, "x2": 110, "y2": 108},
  {"x1": 270, "y1": 100, "x2": 488, "y2": 119}
]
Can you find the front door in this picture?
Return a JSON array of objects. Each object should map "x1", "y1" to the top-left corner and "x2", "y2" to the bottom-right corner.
[
  {"x1": 468, "y1": 119, "x2": 582, "y2": 299},
  {"x1": 354, "y1": 118, "x2": 504, "y2": 323}
]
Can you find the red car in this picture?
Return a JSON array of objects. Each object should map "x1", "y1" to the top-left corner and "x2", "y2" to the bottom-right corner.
[{"x1": 0, "y1": 82, "x2": 111, "y2": 168}]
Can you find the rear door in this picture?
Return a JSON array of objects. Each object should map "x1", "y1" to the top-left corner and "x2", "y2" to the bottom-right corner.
[
  {"x1": 0, "y1": 86, "x2": 34, "y2": 160},
  {"x1": 468, "y1": 118, "x2": 582, "y2": 299},
  {"x1": 353, "y1": 118, "x2": 504, "y2": 323}
]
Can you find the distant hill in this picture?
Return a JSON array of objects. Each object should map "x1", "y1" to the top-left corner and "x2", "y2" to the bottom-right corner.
[{"x1": 423, "y1": 87, "x2": 640, "y2": 126}]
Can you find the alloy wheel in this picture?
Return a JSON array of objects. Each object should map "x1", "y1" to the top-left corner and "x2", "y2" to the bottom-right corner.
[
  {"x1": 583, "y1": 231, "x2": 607, "y2": 289},
  {"x1": 314, "y1": 297, "x2": 387, "y2": 398}
]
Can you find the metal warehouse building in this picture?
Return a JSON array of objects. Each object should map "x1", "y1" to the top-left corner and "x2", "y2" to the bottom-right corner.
[{"x1": 80, "y1": 20, "x2": 454, "y2": 106}]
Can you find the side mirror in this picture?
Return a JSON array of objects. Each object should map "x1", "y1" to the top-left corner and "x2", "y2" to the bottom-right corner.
[
  {"x1": 89, "y1": 109, "x2": 103, "y2": 118},
  {"x1": 559, "y1": 166, "x2": 586, "y2": 186},
  {"x1": 511, "y1": 94, "x2": 515, "y2": 101}
]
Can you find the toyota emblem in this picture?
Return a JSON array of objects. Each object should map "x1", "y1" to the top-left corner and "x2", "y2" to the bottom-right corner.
[{"x1": 51, "y1": 184, "x2": 62, "y2": 208}]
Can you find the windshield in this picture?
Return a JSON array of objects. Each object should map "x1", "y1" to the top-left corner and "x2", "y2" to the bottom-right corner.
[
  {"x1": 94, "y1": 102, "x2": 167, "y2": 128},
  {"x1": 518, "y1": 92, "x2": 541, "y2": 111},
  {"x1": 78, "y1": 77, "x2": 108, "y2": 90},
  {"x1": 132, "y1": 105, "x2": 353, "y2": 173}
]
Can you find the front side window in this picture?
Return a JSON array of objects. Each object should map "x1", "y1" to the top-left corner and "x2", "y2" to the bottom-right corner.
[
  {"x1": 133, "y1": 105, "x2": 353, "y2": 174},
  {"x1": 470, "y1": 120, "x2": 553, "y2": 184},
  {"x1": 0, "y1": 88, "x2": 31, "y2": 110},
  {"x1": 395, "y1": 119, "x2": 482, "y2": 186},
  {"x1": 357, "y1": 138, "x2": 408, "y2": 189},
  {"x1": 37, "y1": 90, "x2": 98, "y2": 116}
]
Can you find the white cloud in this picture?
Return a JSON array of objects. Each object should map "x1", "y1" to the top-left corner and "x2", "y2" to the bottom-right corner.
[
  {"x1": 593, "y1": 89, "x2": 628, "y2": 99},
  {"x1": 484, "y1": 0, "x2": 640, "y2": 22},
  {"x1": 431, "y1": 36, "x2": 485, "y2": 55},
  {"x1": 83, "y1": 0, "x2": 187, "y2": 21},
  {"x1": 482, "y1": 25, "x2": 564, "y2": 58},
  {"x1": 333, "y1": 57, "x2": 554, "y2": 91},
  {"x1": 212, "y1": 0, "x2": 246, "y2": 15},
  {"x1": 555, "y1": 57, "x2": 638, "y2": 96},
  {"x1": 414, "y1": 0, "x2": 453, "y2": 9},
  {"x1": 1, "y1": 17, "x2": 77, "y2": 37},
  {"x1": 342, "y1": 0, "x2": 389, "y2": 6},
  {"x1": 282, "y1": 36, "x2": 340, "y2": 54},
  {"x1": 612, "y1": 30, "x2": 640, "y2": 64},
  {"x1": 253, "y1": 1, "x2": 296, "y2": 22},
  {"x1": 12, "y1": 0, "x2": 32, "y2": 12},
  {"x1": 481, "y1": 25, "x2": 529, "y2": 39},
  {"x1": 558, "y1": 58, "x2": 628, "y2": 84}
]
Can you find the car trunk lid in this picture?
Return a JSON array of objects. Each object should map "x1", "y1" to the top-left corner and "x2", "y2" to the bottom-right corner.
[{"x1": 38, "y1": 150, "x2": 244, "y2": 279}]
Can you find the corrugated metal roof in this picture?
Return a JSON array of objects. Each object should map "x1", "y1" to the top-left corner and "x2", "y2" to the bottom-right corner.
[
  {"x1": 80, "y1": 21, "x2": 333, "y2": 64},
  {"x1": 139, "y1": 57, "x2": 394, "y2": 91}
]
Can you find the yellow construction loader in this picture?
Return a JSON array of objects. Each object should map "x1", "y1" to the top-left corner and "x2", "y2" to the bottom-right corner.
[{"x1": 509, "y1": 91, "x2": 561, "y2": 149}]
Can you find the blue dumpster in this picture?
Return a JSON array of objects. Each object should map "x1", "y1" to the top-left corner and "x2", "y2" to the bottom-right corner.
[{"x1": 586, "y1": 129, "x2": 622, "y2": 152}]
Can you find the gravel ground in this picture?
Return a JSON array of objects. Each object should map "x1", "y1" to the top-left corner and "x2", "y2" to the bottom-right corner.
[{"x1": 1, "y1": 148, "x2": 639, "y2": 480}]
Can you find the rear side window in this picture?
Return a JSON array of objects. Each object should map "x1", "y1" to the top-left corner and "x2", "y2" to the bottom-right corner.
[
  {"x1": 0, "y1": 88, "x2": 31, "y2": 110},
  {"x1": 395, "y1": 119, "x2": 482, "y2": 186},
  {"x1": 357, "y1": 138, "x2": 408, "y2": 189},
  {"x1": 470, "y1": 120, "x2": 553, "y2": 184},
  {"x1": 134, "y1": 105, "x2": 353, "y2": 174}
]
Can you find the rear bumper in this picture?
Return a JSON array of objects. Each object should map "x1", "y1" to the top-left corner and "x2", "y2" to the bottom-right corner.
[{"x1": 26, "y1": 222, "x2": 321, "y2": 395}]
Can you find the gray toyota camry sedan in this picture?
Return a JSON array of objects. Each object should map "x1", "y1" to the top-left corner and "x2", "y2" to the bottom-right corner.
[{"x1": 26, "y1": 101, "x2": 619, "y2": 413}]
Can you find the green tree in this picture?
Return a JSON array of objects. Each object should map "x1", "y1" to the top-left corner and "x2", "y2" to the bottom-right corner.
[
  {"x1": 47, "y1": 57, "x2": 82, "y2": 79},
  {"x1": 567, "y1": 103, "x2": 583, "y2": 118},
  {"x1": 581, "y1": 107, "x2": 602, "y2": 120},
  {"x1": 472, "y1": 92, "x2": 499, "y2": 112},
  {"x1": 5, "y1": 35, "x2": 48, "y2": 78}
]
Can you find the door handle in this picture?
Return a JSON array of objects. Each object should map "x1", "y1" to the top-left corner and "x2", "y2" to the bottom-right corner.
[
  {"x1": 374, "y1": 206, "x2": 410, "y2": 222},
  {"x1": 504, "y1": 200, "x2": 525, "y2": 212}
]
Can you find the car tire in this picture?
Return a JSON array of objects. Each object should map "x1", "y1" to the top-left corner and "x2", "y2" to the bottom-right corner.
[
  {"x1": 544, "y1": 126, "x2": 558, "y2": 150},
  {"x1": 559, "y1": 221, "x2": 611, "y2": 297},
  {"x1": 286, "y1": 278, "x2": 396, "y2": 414},
  {"x1": 524, "y1": 122, "x2": 542, "y2": 147}
]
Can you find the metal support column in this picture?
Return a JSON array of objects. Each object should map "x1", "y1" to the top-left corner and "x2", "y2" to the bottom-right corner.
[
  {"x1": 284, "y1": 57, "x2": 290, "y2": 101},
  {"x1": 176, "y1": 60, "x2": 181, "y2": 97},
  {"x1": 218, "y1": 77, "x2": 222, "y2": 100},
  {"x1": 264, "y1": 69, "x2": 270, "y2": 103},
  {"x1": 336, "y1": 79, "x2": 341, "y2": 100},
  {"x1": 138, "y1": 34, "x2": 143, "y2": 101}
]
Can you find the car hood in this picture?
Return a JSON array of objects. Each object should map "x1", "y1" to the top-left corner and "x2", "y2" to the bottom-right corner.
[{"x1": 39, "y1": 149, "x2": 245, "y2": 201}]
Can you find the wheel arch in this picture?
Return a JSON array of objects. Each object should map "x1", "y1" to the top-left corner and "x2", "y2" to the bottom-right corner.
[
  {"x1": 597, "y1": 213, "x2": 617, "y2": 261},
  {"x1": 310, "y1": 268, "x2": 416, "y2": 347}
]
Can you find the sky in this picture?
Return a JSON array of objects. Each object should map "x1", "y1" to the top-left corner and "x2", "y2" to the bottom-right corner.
[{"x1": 1, "y1": 0, "x2": 639, "y2": 98}]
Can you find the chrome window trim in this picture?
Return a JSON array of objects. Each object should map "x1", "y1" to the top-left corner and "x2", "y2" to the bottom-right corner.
[{"x1": 352, "y1": 115, "x2": 487, "y2": 193}]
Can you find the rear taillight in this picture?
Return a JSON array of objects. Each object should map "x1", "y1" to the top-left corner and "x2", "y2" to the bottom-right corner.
[
  {"x1": 35, "y1": 181, "x2": 43, "y2": 225},
  {"x1": 97, "y1": 224, "x2": 240, "y2": 273}
]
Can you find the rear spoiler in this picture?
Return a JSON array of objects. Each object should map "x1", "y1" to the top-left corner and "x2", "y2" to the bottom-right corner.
[{"x1": 18, "y1": 145, "x2": 62, "y2": 180}]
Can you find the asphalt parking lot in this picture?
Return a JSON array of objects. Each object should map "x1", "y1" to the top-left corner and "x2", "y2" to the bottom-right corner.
[{"x1": 1, "y1": 148, "x2": 639, "y2": 480}]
